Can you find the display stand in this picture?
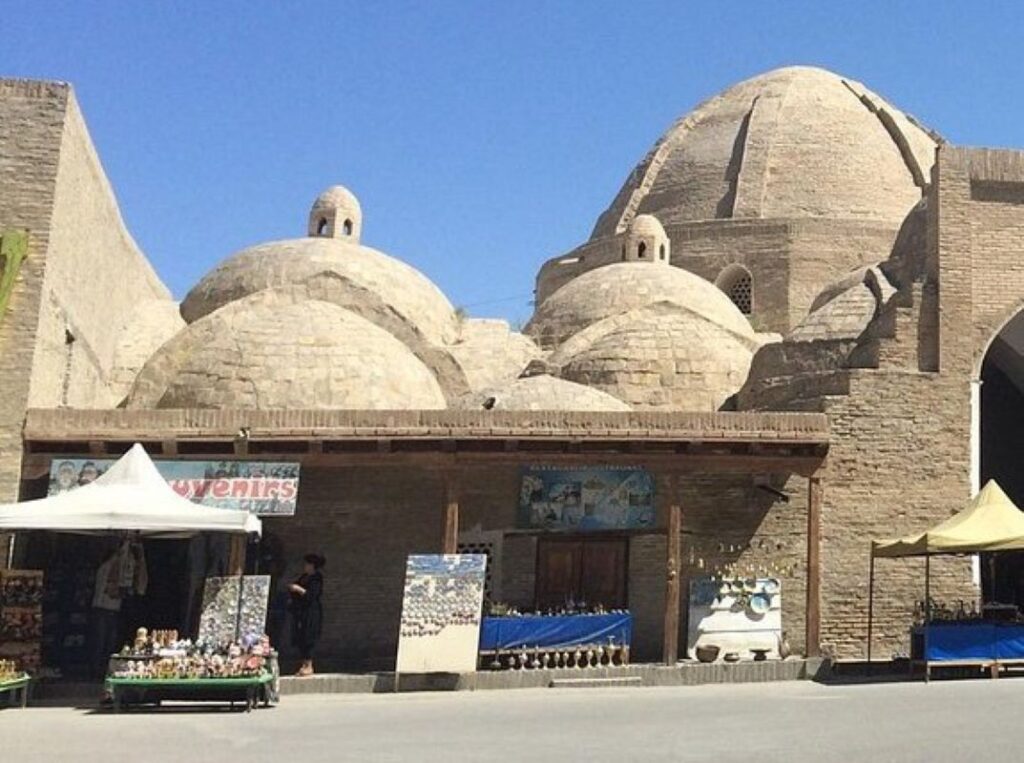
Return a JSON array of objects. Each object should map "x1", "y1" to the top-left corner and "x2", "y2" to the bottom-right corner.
[
  {"x1": 106, "y1": 651, "x2": 279, "y2": 710},
  {"x1": 106, "y1": 673, "x2": 273, "y2": 713},
  {"x1": 478, "y1": 613, "x2": 632, "y2": 669},
  {"x1": 0, "y1": 674, "x2": 30, "y2": 708}
]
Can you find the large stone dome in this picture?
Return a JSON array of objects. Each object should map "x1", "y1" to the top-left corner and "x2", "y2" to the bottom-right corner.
[
  {"x1": 527, "y1": 261, "x2": 757, "y2": 350},
  {"x1": 591, "y1": 66, "x2": 937, "y2": 238},
  {"x1": 125, "y1": 294, "x2": 446, "y2": 410},
  {"x1": 180, "y1": 236, "x2": 459, "y2": 346}
]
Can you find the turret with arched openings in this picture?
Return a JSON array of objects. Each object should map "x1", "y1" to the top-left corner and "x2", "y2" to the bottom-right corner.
[
  {"x1": 308, "y1": 185, "x2": 363, "y2": 242},
  {"x1": 623, "y1": 214, "x2": 670, "y2": 264}
]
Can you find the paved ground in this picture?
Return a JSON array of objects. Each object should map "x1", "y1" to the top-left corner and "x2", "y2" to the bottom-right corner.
[{"x1": 4, "y1": 679, "x2": 1024, "y2": 762}]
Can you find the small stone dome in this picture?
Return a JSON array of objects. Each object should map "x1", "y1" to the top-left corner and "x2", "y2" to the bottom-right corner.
[
  {"x1": 556, "y1": 304, "x2": 755, "y2": 411},
  {"x1": 624, "y1": 214, "x2": 670, "y2": 264},
  {"x1": 309, "y1": 185, "x2": 362, "y2": 242},
  {"x1": 181, "y1": 236, "x2": 459, "y2": 346},
  {"x1": 592, "y1": 66, "x2": 937, "y2": 238},
  {"x1": 448, "y1": 318, "x2": 543, "y2": 392},
  {"x1": 526, "y1": 261, "x2": 756, "y2": 350},
  {"x1": 457, "y1": 374, "x2": 631, "y2": 412},
  {"x1": 125, "y1": 295, "x2": 446, "y2": 410}
]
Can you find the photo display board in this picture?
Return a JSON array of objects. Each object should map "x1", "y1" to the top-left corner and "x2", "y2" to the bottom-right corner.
[
  {"x1": 198, "y1": 575, "x2": 270, "y2": 647},
  {"x1": 395, "y1": 555, "x2": 487, "y2": 674},
  {"x1": 519, "y1": 466, "x2": 656, "y2": 531}
]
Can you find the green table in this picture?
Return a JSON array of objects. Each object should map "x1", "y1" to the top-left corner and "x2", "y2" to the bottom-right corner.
[
  {"x1": 0, "y1": 675, "x2": 30, "y2": 708},
  {"x1": 105, "y1": 673, "x2": 273, "y2": 713}
]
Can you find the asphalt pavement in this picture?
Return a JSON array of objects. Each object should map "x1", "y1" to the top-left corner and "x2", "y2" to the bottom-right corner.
[{"x1": 4, "y1": 678, "x2": 1024, "y2": 762}]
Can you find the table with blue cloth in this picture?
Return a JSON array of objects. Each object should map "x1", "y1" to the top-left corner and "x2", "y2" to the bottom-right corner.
[
  {"x1": 912, "y1": 622, "x2": 1024, "y2": 679},
  {"x1": 921, "y1": 622, "x2": 1024, "y2": 661},
  {"x1": 480, "y1": 613, "x2": 632, "y2": 658}
]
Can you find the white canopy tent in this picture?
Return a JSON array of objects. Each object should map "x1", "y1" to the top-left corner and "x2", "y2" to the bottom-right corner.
[{"x1": 0, "y1": 443, "x2": 261, "y2": 537}]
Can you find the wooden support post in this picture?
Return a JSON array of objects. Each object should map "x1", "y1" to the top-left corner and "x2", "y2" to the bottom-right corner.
[
  {"x1": 805, "y1": 475, "x2": 822, "y2": 657},
  {"x1": 443, "y1": 473, "x2": 459, "y2": 555},
  {"x1": 663, "y1": 475, "x2": 681, "y2": 666},
  {"x1": 867, "y1": 552, "x2": 875, "y2": 667},
  {"x1": 228, "y1": 535, "x2": 246, "y2": 576}
]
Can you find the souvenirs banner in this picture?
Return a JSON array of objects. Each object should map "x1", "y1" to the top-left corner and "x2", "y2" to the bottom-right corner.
[
  {"x1": 518, "y1": 466, "x2": 655, "y2": 531},
  {"x1": 48, "y1": 459, "x2": 300, "y2": 516},
  {"x1": 395, "y1": 555, "x2": 487, "y2": 674}
]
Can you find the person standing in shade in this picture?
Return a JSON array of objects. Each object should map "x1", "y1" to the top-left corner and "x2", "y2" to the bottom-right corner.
[
  {"x1": 89, "y1": 545, "x2": 123, "y2": 678},
  {"x1": 288, "y1": 553, "x2": 325, "y2": 676}
]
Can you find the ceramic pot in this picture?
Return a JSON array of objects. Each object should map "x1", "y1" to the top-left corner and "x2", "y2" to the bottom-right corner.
[
  {"x1": 695, "y1": 644, "x2": 720, "y2": 663},
  {"x1": 723, "y1": 652, "x2": 740, "y2": 663}
]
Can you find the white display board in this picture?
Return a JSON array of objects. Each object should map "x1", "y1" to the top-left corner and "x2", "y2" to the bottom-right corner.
[
  {"x1": 395, "y1": 554, "x2": 487, "y2": 674},
  {"x1": 687, "y1": 577, "x2": 782, "y2": 660}
]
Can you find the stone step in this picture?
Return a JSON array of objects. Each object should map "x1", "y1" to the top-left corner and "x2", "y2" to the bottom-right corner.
[{"x1": 549, "y1": 676, "x2": 644, "y2": 689}]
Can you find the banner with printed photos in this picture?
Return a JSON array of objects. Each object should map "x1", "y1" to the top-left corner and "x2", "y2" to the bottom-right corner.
[{"x1": 518, "y1": 466, "x2": 656, "y2": 531}]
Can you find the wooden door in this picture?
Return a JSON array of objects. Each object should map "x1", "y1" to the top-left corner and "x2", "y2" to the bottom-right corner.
[
  {"x1": 580, "y1": 539, "x2": 627, "y2": 609},
  {"x1": 536, "y1": 539, "x2": 582, "y2": 610},
  {"x1": 536, "y1": 537, "x2": 627, "y2": 610}
]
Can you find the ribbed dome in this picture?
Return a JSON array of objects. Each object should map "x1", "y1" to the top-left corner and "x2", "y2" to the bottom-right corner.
[
  {"x1": 556, "y1": 305, "x2": 755, "y2": 411},
  {"x1": 180, "y1": 237, "x2": 459, "y2": 345},
  {"x1": 457, "y1": 374, "x2": 631, "y2": 412},
  {"x1": 527, "y1": 261, "x2": 756, "y2": 350},
  {"x1": 592, "y1": 66, "x2": 936, "y2": 238},
  {"x1": 125, "y1": 295, "x2": 446, "y2": 410}
]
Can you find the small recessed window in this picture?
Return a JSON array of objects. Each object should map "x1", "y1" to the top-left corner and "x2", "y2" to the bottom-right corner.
[
  {"x1": 316, "y1": 218, "x2": 328, "y2": 236},
  {"x1": 717, "y1": 265, "x2": 754, "y2": 315},
  {"x1": 659, "y1": 244, "x2": 666, "y2": 260},
  {"x1": 638, "y1": 242, "x2": 647, "y2": 259},
  {"x1": 343, "y1": 219, "x2": 353, "y2": 236}
]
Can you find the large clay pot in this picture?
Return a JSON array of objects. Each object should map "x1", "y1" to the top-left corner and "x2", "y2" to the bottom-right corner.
[{"x1": 695, "y1": 644, "x2": 720, "y2": 663}]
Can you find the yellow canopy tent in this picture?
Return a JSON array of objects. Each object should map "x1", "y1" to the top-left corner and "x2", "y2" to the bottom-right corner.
[
  {"x1": 872, "y1": 481, "x2": 1024, "y2": 558},
  {"x1": 867, "y1": 481, "x2": 1024, "y2": 669}
]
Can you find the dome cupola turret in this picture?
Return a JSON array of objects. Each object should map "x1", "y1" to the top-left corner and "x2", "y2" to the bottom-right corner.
[{"x1": 308, "y1": 185, "x2": 362, "y2": 242}]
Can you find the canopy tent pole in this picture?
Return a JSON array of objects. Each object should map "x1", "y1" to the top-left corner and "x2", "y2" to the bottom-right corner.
[
  {"x1": 867, "y1": 550, "x2": 875, "y2": 668},
  {"x1": 924, "y1": 554, "x2": 931, "y2": 682}
]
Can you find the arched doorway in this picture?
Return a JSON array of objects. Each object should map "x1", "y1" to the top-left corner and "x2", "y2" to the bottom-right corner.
[{"x1": 979, "y1": 309, "x2": 1024, "y2": 604}]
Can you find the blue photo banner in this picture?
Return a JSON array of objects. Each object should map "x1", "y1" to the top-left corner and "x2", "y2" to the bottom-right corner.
[{"x1": 518, "y1": 466, "x2": 655, "y2": 530}]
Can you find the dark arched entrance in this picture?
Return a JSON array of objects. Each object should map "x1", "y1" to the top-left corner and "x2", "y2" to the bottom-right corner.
[{"x1": 981, "y1": 310, "x2": 1024, "y2": 603}]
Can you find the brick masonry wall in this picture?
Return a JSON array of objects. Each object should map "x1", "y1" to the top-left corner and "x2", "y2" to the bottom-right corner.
[
  {"x1": 28, "y1": 89, "x2": 175, "y2": 410},
  {"x1": 258, "y1": 463, "x2": 807, "y2": 669},
  {"x1": 536, "y1": 218, "x2": 901, "y2": 336},
  {"x1": 0, "y1": 82, "x2": 67, "y2": 563}
]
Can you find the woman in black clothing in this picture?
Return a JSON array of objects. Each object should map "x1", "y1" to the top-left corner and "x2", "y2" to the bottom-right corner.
[{"x1": 288, "y1": 553, "x2": 325, "y2": 676}]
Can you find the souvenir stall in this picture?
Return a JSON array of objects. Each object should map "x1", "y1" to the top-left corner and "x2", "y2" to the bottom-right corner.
[
  {"x1": 478, "y1": 606, "x2": 632, "y2": 670},
  {"x1": 0, "y1": 444, "x2": 272, "y2": 709},
  {"x1": 869, "y1": 481, "x2": 1024, "y2": 680}
]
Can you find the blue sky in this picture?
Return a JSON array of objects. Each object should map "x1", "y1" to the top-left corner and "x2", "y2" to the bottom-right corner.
[{"x1": 3, "y1": 2, "x2": 1024, "y2": 325}]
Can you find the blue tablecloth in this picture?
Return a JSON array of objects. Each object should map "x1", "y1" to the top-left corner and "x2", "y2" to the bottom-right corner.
[
  {"x1": 925, "y1": 623, "x2": 1024, "y2": 661},
  {"x1": 479, "y1": 613, "x2": 632, "y2": 651}
]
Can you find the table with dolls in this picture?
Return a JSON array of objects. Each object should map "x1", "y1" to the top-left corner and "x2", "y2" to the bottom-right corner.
[{"x1": 104, "y1": 627, "x2": 278, "y2": 712}]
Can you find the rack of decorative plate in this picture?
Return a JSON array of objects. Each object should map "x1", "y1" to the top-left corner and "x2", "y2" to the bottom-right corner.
[{"x1": 686, "y1": 576, "x2": 783, "y2": 662}]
